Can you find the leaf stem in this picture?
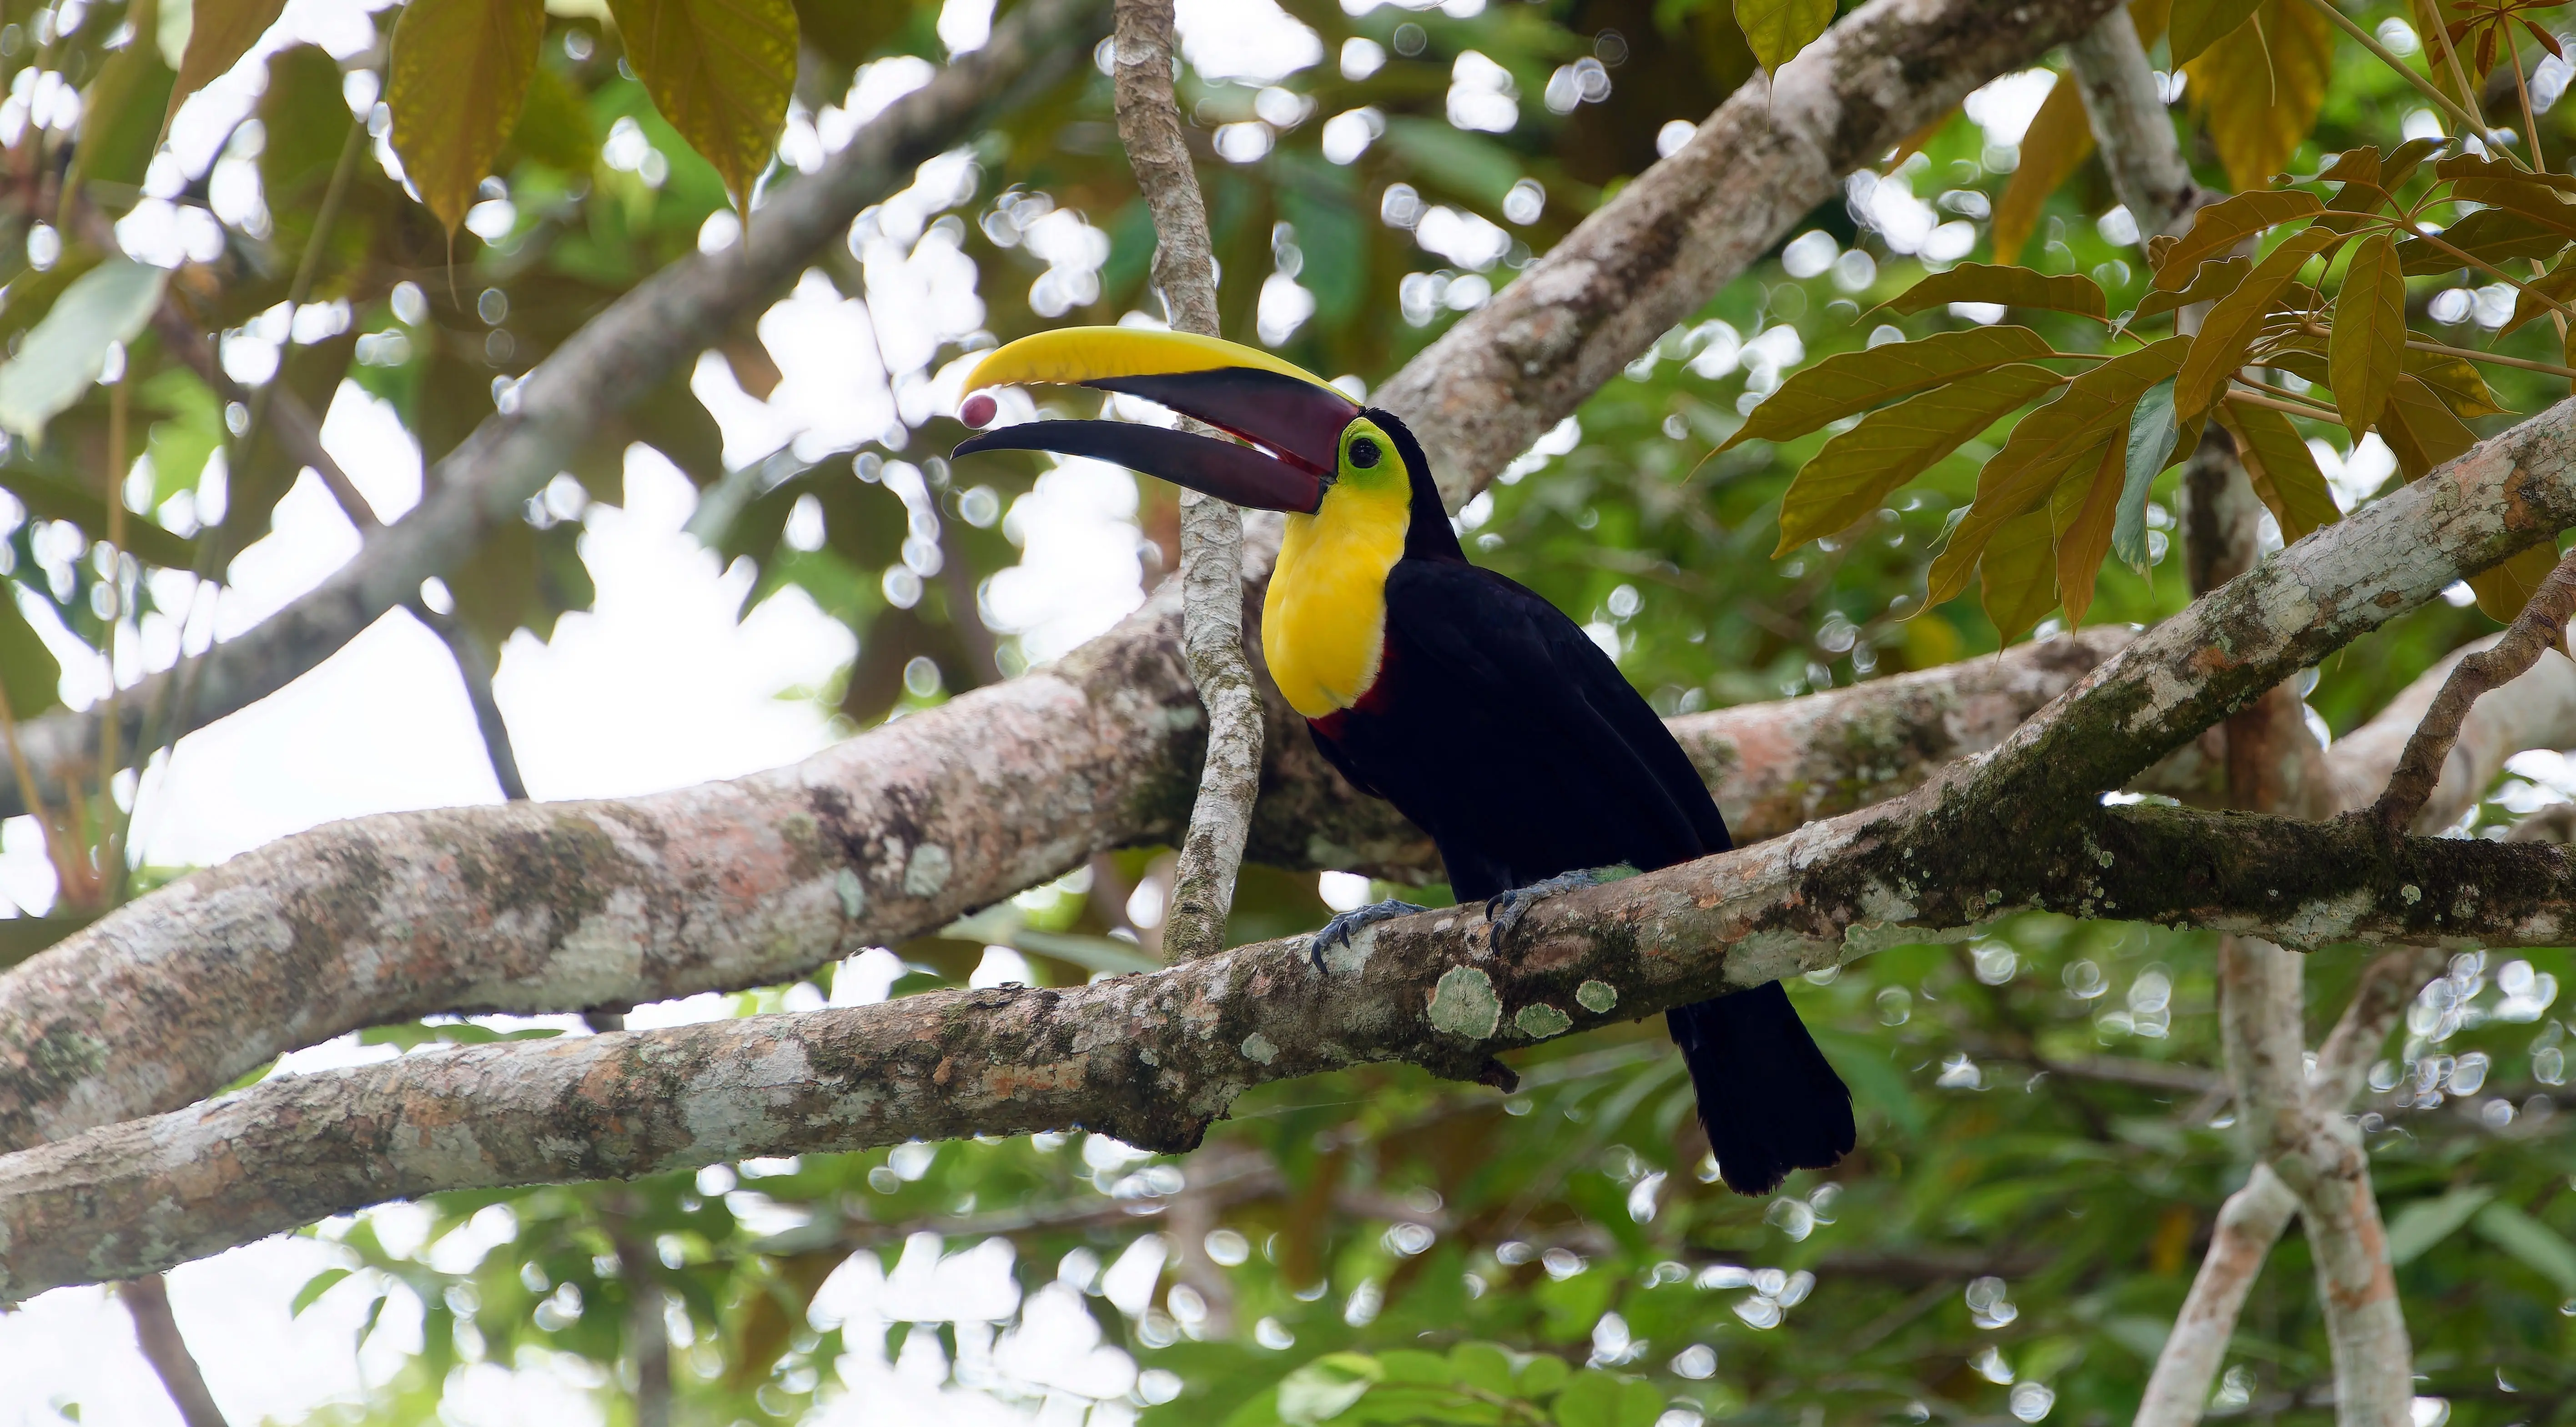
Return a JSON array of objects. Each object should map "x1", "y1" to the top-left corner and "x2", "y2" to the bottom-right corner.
[
  {"x1": 2225, "y1": 384, "x2": 2342, "y2": 422},
  {"x1": 2293, "y1": 0, "x2": 2501, "y2": 158},
  {"x1": 2405, "y1": 335, "x2": 2576, "y2": 381}
]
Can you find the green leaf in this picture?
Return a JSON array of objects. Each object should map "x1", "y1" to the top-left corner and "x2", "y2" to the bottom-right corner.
[
  {"x1": 2175, "y1": 226, "x2": 2338, "y2": 418},
  {"x1": 1772, "y1": 363, "x2": 2063, "y2": 554},
  {"x1": 2387, "y1": 1186, "x2": 2497, "y2": 1265},
  {"x1": 0, "y1": 580, "x2": 64, "y2": 720},
  {"x1": 1280, "y1": 1354, "x2": 1385, "y2": 1425},
  {"x1": 2168, "y1": 0, "x2": 2261, "y2": 64},
  {"x1": 2152, "y1": 189, "x2": 2324, "y2": 291},
  {"x1": 2397, "y1": 207, "x2": 2571, "y2": 275},
  {"x1": 0, "y1": 914, "x2": 96, "y2": 971},
  {"x1": 168, "y1": 0, "x2": 289, "y2": 121},
  {"x1": 1449, "y1": 1343, "x2": 1515, "y2": 1397},
  {"x1": 2475, "y1": 1201, "x2": 2576, "y2": 1295},
  {"x1": 1881, "y1": 264, "x2": 2107, "y2": 322},
  {"x1": 0, "y1": 258, "x2": 167, "y2": 444},
  {"x1": 1726, "y1": 326, "x2": 2055, "y2": 451},
  {"x1": 507, "y1": 62, "x2": 602, "y2": 173},
  {"x1": 2404, "y1": 349, "x2": 2510, "y2": 418},
  {"x1": 66, "y1": 0, "x2": 178, "y2": 198},
  {"x1": 1733, "y1": 0, "x2": 1834, "y2": 70},
  {"x1": 2467, "y1": 542, "x2": 2564, "y2": 625},
  {"x1": 1376, "y1": 1351, "x2": 1456, "y2": 1386},
  {"x1": 2052, "y1": 439, "x2": 2127, "y2": 626},
  {"x1": 1979, "y1": 504, "x2": 2062, "y2": 643},
  {"x1": 1551, "y1": 1370, "x2": 1626, "y2": 1427},
  {"x1": 1516, "y1": 1354, "x2": 1571, "y2": 1399},
  {"x1": 290, "y1": 1267, "x2": 353, "y2": 1317},
  {"x1": 2217, "y1": 399, "x2": 2339, "y2": 544},
  {"x1": 386, "y1": 0, "x2": 548, "y2": 234},
  {"x1": 2328, "y1": 231, "x2": 2405, "y2": 439},
  {"x1": 1929, "y1": 337, "x2": 2191, "y2": 604},
  {"x1": 2379, "y1": 374, "x2": 2477, "y2": 480},
  {"x1": 2129, "y1": 256, "x2": 2249, "y2": 325},
  {"x1": 1992, "y1": 76, "x2": 2093, "y2": 266},
  {"x1": 2502, "y1": 254, "x2": 2576, "y2": 336},
  {"x1": 605, "y1": 0, "x2": 800, "y2": 212},
  {"x1": 1615, "y1": 1381, "x2": 1665, "y2": 1427},
  {"x1": 2113, "y1": 377, "x2": 2179, "y2": 571}
]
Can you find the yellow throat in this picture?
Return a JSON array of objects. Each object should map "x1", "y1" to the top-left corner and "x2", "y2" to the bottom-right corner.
[{"x1": 1262, "y1": 435, "x2": 1413, "y2": 720}]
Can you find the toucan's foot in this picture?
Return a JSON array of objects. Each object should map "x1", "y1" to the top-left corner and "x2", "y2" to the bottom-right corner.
[
  {"x1": 1308, "y1": 899, "x2": 1430, "y2": 972},
  {"x1": 1484, "y1": 869, "x2": 1611, "y2": 948}
]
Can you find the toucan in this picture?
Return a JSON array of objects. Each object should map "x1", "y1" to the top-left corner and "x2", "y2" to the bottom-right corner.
[{"x1": 953, "y1": 327, "x2": 1854, "y2": 1195}]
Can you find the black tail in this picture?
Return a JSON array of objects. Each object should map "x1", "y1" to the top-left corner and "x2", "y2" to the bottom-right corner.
[{"x1": 1667, "y1": 980, "x2": 1855, "y2": 1196}]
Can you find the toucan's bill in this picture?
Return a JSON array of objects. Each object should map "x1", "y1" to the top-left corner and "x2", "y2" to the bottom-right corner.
[{"x1": 952, "y1": 327, "x2": 1363, "y2": 514}]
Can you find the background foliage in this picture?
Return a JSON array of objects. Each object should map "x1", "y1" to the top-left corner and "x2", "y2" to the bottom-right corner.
[{"x1": 6, "y1": 0, "x2": 2576, "y2": 1421}]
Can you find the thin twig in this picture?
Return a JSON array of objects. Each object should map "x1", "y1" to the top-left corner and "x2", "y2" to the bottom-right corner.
[
  {"x1": 101, "y1": 377, "x2": 129, "y2": 896},
  {"x1": 2296, "y1": 0, "x2": 2505, "y2": 160},
  {"x1": 2372, "y1": 545, "x2": 2576, "y2": 831},
  {"x1": 116, "y1": 1275, "x2": 231, "y2": 1427},
  {"x1": 1110, "y1": 0, "x2": 1262, "y2": 962},
  {"x1": 2406, "y1": 335, "x2": 2576, "y2": 381},
  {"x1": 406, "y1": 600, "x2": 528, "y2": 802}
]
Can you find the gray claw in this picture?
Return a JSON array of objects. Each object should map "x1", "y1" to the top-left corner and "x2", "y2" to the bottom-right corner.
[
  {"x1": 1483, "y1": 870, "x2": 1605, "y2": 948},
  {"x1": 1308, "y1": 899, "x2": 1430, "y2": 972}
]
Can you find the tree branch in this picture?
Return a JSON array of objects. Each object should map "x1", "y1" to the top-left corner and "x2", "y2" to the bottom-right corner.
[
  {"x1": 1109, "y1": 0, "x2": 1260, "y2": 963},
  {"x1": 0, "y1": 0, "x2": 2148, "y2": 1152},
  {"x1": 0, "y1": 0, "x2": 1108, "y2": 823},
  {"x1": 116, "y1": 1273, "x2": 231, "y2": 1427},
  {"x1": 2064, "y1": 7, "x2": 2205, "y2": 241},
  {"x1": 7, "y1": 799, "x2": 2575, "y2": 1297},
  {"x1": 2373, "y1": 547, "x2": 2576, "y2": 831}
]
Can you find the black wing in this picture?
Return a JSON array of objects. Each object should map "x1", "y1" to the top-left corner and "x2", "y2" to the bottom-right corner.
[{"x1": 1378, "y1": 559, "x2": 1730, "y2": 877}]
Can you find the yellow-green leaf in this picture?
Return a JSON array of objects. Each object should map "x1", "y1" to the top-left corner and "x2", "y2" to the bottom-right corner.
[
  {"x1": 2398, "y1": 207, "x2": 2572, "y2": 274},
  {"x1": 1725, "y1": 326, "x2": 2055, "y2": 450},
  {"x1": 2328, "y1": 231, "x2": 2405, "y2": 439},
  {"x1": 2184, "y1": 0, "x2": 2332, "y2": 192},
  {"x1": 2404, "y1": 349, "x2": 2510, "y2": 419},
  {"x1": 1980, "y1": 506, "x2": 2061, "y2": 643},
  {"x1": 1992, "y1": 75, "x2": 2093, "y2": 266},
  {"x1": 2217, "y1": 399, "x2": 2339, "y2": 543},
  {"x1": 1772, "y1": 364, "x2": 2065, "y2": 553},
  {"x1": 2502, "y1": 256, "x2": 2576, "y2": 336},
  {"x1": 2131, "y1": 256, "x2": 2250, "y2": 325},
  {"x1": 2175, "y1": 226, "x2": 2338, "y2": 418},
  {"x1": 607, "y1": 0, "x2": 800, "y2": 211},
  {"x1": 1734, "y1": 0, "x2": 1835, "y2": 70},
  {"x1": 386, "y1": 0, "x2": 548, "y2": 234},
  {"x1": 2379, "y1": 374, "x2": 2478, "y2": 479},
  {"x1": 2052, "y1": 437, "x2": 2127, "y2": 626},
  {"x1": 1928, "y1": 337, "x2": 2192, "y2": 604},
  {"x1": 2468, "y1": 543, "x2": 2565, "y2": 625},
  {"x1": 2169, "y1": 0, "x2": 2261, "y2": 64},
  {"x1": 168, "y1": 0, "x2": 288, "y2": 122},
  {"x1": 1882, "y1": 264, "x2": 2107, "y2": 322},
  {"x1": 2153, "y1": 190, "x2": 2324, "y2": 290}
]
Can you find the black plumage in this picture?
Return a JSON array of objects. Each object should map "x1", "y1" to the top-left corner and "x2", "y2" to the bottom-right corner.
[{"x1": 1304, "y1": 413, "x2": 1855, "y2": 1196}]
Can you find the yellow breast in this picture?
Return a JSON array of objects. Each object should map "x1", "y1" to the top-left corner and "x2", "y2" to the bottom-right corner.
[{"x1": 1261, "y1": 486, "x2": 1409, "y2": 719}]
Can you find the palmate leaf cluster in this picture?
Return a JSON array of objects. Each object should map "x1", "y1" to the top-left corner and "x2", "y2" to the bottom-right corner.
[{"x1": 5, "y1": 0, "x2": 2576, "y2": 1421}]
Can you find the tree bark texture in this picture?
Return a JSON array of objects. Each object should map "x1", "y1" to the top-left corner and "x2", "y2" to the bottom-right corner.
[
  {"x1": 0, "y1": 619, "x2": 2123, "y2": 1153},
  {"x1": 1109, "y1": 0, "x2": 1260, "y2": 963},
  {"x1": 10, "y1": 801, "x2": 2576, "y2": 1297},
  {"x1": 0, "y1": 0, "x2": 2174, "y2": 1153}
]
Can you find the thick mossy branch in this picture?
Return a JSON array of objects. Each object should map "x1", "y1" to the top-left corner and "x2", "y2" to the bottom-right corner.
[{"x1": 2, "y1": 796, "x2": 2569, "y2": 1299}]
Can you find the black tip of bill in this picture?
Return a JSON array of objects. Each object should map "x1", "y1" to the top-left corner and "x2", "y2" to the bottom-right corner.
[{"x1": 954, "y1": 420, "x2": 1324, "y2": 515}]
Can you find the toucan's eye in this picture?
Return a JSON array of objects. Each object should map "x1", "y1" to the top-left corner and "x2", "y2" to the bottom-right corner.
[{"x1": 1348, "y1": 436, "x2": 1382, "y2": 469}]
